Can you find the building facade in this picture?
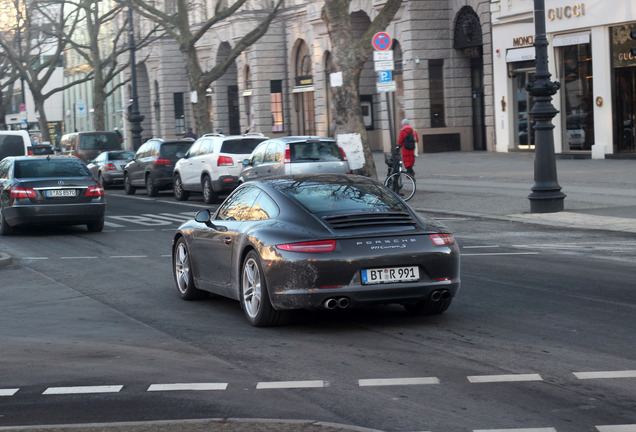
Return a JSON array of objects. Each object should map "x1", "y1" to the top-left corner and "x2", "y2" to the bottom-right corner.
[
  {"x1": 122, "y1": 0, "x2": 494, "y2": 155},
  {"x1": 492, "y1": 0, "x2": 636, "y2": 158}
]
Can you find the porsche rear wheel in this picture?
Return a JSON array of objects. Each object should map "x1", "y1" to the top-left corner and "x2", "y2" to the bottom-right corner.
[{"x1": 240, "y1": 251, "x2": 281, "y2": 327}]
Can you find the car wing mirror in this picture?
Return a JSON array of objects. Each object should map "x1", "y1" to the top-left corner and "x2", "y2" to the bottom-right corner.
[
  {"x1": 194, "y1": 209, "x2": 227, "y2": 232},
  {"x1": 242, "y1": 158, "x2": 251, "y2": 166}
]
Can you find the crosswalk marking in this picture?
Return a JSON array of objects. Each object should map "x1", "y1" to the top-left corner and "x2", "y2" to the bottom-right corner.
[
  {"x1": 574, "y1": 370, "x2": 636, "y2": 380},
  {"x1": 256, "y1": 380, "x2": 327, "y2": 390},
  {"x1": 596, "y1": 426, "x2": 636, "y2": 432},
  {"x1": 0, "y1": 388, "x2": 19, "y2": 396}
]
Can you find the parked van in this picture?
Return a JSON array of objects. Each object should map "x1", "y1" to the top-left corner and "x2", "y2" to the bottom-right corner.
[
  {"x1": 59, "y1": 131, "x2": 123, "y2": 163},
  {"x1": 0, "y1": 130, "x2": 31, "y2": 161}
]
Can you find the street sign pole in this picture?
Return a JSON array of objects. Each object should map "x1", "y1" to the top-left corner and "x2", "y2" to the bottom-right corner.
[{"x1": 373, "y1": 33, "x2": 395, "y2": 149}]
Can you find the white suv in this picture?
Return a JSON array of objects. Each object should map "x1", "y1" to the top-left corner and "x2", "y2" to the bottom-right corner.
[{"x1": 173, "y1": 133, "x2": 268, "y2": 203}]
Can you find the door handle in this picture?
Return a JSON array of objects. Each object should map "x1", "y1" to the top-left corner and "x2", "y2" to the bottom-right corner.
[{"x1": 224, "y1": 238, "x2": 233, "y2": 245}]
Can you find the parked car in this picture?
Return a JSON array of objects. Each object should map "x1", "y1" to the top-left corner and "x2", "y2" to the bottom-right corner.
[
  {"x1": 28, "y1": 143, "x2": 55, "y2": 155},
  {"x1": 0, "y1": 130, "x2": 31, "y2": 161},
  {"x1": 124, "y1": 138, "x2": 193, "y2": 197},
  {"x1": 239, "y1": 136, "x2": 350, "y2": 183},
  {"x1": 58, "y1": 131, "x2": 123, "y2": 163},
  {"x1": 86, "y1": 151, "x2": 135, "y2": 188},
  {"x1": 171, "y1": 174, "x2": 460, "y2": 326},
  {"x1": 566, "y1": 122, "x2": 585, "y2": 150},
  {"x1": 0, "y1": 156, "x2": 106, "y2": 235},
  {"x1": 173, "y1": 132, "x2": 268, "y2": 203}
]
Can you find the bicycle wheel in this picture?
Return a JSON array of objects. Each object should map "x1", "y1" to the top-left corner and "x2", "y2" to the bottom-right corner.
[{"x1": 384, "y1": 172, "x2": 416, "y2": 201}]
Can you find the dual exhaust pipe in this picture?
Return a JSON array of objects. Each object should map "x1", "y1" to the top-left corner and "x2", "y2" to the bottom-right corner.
[
  {"x1": 430, "y1": 289, "x2": 452, "y2": 302},
  {"x1": 323, "y1": 297, "x2": 350, "y2": 310}
]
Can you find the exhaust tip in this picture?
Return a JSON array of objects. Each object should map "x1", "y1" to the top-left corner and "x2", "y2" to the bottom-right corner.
[
  {"x1": 430, "y1": 290, "x2": 442, "y2": 302},
  {"x1": 441, "y1": 289, "x2": 451, "y2": 300},
  {"x1": 337, "y1": 297, "x2": 350, "y2": 309},
  {"x1": 324, "y1": 298, "x2": 338, "y2": 310}
]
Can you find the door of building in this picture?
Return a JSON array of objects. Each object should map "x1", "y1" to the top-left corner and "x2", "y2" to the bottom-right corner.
[
  {"x1": 227, "y1": 85, "x2": 240, "y2": 135},
  {"x1": 512, "y1": 66, "x2": 536, "y2": 150},
  {"x1": 471, "y1": 57, "x2": 486, "y2": 151},
  {"x1": 615, "y1": 67, "x2": 636, "y2": 153}
]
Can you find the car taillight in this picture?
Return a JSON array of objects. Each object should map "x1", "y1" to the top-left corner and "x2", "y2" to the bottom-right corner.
[
  {"x1": 276, "y1": 240, "x2": 337, "y2": 252},
  {"x1": 155, "y1": 158, "x2": 171, "y2": 166},
  {"x1": 105, "y1": 163, "x2": 117, "y2": 171},
  {"x1": 339, "y1": 146, "x2": 348, "y2": 161},
  {"x1": 217, "y1": 156, "x2": 233, "y2": 166},
  {"x1": 86, "y1": 185, "x2": 105, "y2": 197},
  {"x1": 10, "y1": 187, "x2": 37, "y2": 198},
  {"x1": 27, "y1": 149, "x2": 34, "y2": 156},
  {"x1": 284, "y1": 144, "x2": 291, "y2": 163},
  {"x1": 429, "y1": 233, "x2": 455, "y2": 246}
]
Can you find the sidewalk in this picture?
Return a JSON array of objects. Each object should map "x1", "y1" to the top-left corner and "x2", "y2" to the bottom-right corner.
[{"x1": 373, "y1": 151, "x2": 636, "y2": 234}]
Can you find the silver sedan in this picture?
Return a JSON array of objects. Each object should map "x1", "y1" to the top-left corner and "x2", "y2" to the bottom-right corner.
[{"x1": 86, "y1": 151, "x2": 134, "y2": 188}]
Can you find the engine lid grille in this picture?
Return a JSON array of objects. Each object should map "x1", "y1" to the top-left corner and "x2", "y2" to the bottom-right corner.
[{"x1": 322, "y1": 211, "x2": 416, "y2": 230}]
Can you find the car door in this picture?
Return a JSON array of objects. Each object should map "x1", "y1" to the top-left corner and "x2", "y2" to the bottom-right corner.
[
  {"x1": 191, "y1": 186, "x2": 261, "y2": 295},
  {"x1": 178, "y1": 139, "x2": 203, "y2": 189},
  {"x1": 127, "y1": 143, "x2": 148, "y2": 186},
  {"x1": 240, "y1": 141, "x2": 268, "y2": 182}
]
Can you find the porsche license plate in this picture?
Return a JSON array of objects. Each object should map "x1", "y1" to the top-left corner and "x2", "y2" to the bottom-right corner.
[
  {"x1": 361, "y1": 266, "x2": 419, "y2": 285},
  {"x1": 46, "y1": 189, "x2": 77, "y2": 198}
]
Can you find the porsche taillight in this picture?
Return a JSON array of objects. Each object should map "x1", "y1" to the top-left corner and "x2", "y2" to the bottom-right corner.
[
  {"x1": 429, "y1": 233, "x2": 455, "y2": 246},
  {"x1": 276, "y1": 240, "x2": 336, "y2": 252}
]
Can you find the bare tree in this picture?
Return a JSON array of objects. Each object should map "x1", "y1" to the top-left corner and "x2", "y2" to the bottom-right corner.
[
  {"x1": 62, "y1": 0, "x2": 160, "y2": 131},
  {"x1": 128, "y1": 0, "x2": 284, "y2": 135},
  {"x1": 0, "y1": 0, "x2": 92, "y2": 142},
  {"x1": 321, "y1": 0, "x2": 403, "y2": 178}
]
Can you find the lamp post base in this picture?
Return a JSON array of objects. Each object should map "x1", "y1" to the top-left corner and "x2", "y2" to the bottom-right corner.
[{"x1": 528, "y1": 190, "x2": 566, "y2": 213}]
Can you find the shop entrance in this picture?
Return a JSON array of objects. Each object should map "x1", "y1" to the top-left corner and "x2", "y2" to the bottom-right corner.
[
  {"x1": 511, "y1": 63, "x2": 536, "y2": 150},
  {"x1": 615, "y1": 67, "x2": 636, "y2": 153}
]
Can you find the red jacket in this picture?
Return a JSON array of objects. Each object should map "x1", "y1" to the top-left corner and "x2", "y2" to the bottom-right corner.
[{"x1": 398, "y1": 126, "x2": 418, "y2": 168}]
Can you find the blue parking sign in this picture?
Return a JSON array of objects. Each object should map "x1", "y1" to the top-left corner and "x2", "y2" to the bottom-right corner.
[{"x1": 378, "y1": 70, "x2": 392, "y2": 83}]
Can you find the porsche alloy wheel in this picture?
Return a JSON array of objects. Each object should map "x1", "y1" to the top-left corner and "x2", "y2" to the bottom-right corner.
[{"x1": 240, "y1": 251, "x2": 281, "y2": 327}]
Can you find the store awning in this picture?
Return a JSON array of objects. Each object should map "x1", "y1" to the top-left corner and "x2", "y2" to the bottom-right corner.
[
  {"x1": 553, "y1": 32, "x2": 590, "y2": 47},
  {"x1": 506, "y1": 47, "x2": 536, "y2": 63}
]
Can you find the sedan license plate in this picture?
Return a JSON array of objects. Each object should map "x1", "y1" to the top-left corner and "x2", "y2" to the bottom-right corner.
[
  {"x1": 46, "y1": 189, "x2": 77, "y2": 198},
  {"x1": 361, "y1": 266, "x2": 419, "y2": 285}
]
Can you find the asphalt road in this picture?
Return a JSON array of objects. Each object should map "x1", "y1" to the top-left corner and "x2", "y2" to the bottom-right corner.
[{"x1": 1, "y1": 187, "x2": 635, "y2": 432}]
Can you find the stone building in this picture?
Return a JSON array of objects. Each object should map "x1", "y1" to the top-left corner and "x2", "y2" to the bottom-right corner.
[{"x1": 123, "y1": 0, "x2": 493, "y2": 154}]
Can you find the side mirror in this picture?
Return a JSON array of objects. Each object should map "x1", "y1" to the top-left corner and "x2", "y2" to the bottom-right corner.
[
  {"x1": 242, "y1": 159, "x2": 251, "y2": 166},
  {"x1": 194, "y1": 209, "x2": 227, "y2": 232},
  {"x1": 176, "y1": 151, "x2": 186, "y2": 159}
]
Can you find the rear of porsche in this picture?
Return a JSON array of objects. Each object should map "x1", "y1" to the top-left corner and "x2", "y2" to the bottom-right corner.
[{"x1": 261, "y1": 210, "x2": 460, "y2": 311}]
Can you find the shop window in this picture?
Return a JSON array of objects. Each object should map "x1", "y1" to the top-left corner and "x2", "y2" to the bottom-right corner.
[
  {"x1": 270, "y1": 80, "x2": 284, "y2": 132},
  {"x1": 560, "y1": 43, "x2": 594, "y2": 151},
  {"x1": 429, "y1": 60, "x2": 446, "y2": 128},
  {"x1": 173, "y1": 92, "x2": 185, "y2": 135}
]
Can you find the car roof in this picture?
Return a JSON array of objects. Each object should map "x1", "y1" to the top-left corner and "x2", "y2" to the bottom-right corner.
[
  {"x1": 11, "y1": 155, "x2": 81, "y2": 161},
  {"x1": 264, "y1": 136, "x2": 336, "y2": 143}
]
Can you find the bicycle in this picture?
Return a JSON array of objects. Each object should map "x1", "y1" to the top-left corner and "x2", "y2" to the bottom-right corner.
[{"x1": 384, "y1": 145, "x2": 416, "y2": 201}]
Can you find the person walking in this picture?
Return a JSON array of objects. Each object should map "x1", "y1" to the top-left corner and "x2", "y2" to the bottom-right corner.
[
  {"x1": 398, "y1": 119, "x2": 418, "y2": 177},
  {"x1": 183, "y1": 128, "x2": 197, "y2": 139}
]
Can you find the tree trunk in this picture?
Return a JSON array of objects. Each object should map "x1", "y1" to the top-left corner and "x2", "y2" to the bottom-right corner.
[{"x1": 33, "y1": 96, "x2": 51, "y2": 143}]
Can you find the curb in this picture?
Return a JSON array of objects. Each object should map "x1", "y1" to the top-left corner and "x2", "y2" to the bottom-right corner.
[{"x1": 0, "y1": 251, "x2": 12, "y2": 269}]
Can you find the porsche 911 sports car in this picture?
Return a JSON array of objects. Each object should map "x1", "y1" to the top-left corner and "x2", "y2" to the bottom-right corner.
[{"x1": 172, "y1": 174, "x2": 460, "y2": 326}]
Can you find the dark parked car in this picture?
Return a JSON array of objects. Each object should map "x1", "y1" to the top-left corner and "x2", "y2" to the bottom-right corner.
[
  {"x1": 28, "y1": 143, "x2": 55, "y2": 155},
  {"x1": 0, "y1": 156, "x2": 106, "y2": 235},
  {"x1": 172, "y1": 174, "x2": 460, "y2": 326},
  {"x1": 124, "y1": 139, "x2": 193, "y2": 197},
  {"x1": 86, "y1": 150, "x2": 135, "y2": 188}
]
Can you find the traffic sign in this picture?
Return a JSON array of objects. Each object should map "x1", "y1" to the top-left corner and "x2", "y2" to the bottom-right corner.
[
  {"x1": 374, "y1": 51, "x2": 393, "y2": 61},
  {"x1": 372, "y1": 32, "x2": 392, "y2": 51},
  {"x1": 19, "y1": 103, "x2": 26, "y2": 112},
  {"x1": 378, "y1": 71, "x2": 392, "y2": 83},
  {"x1": 374, "y1": 60, "x2": 394, "y2": 72},
  {"x1": 376, "y1": 81, "x2": 396, "y2": 93}
]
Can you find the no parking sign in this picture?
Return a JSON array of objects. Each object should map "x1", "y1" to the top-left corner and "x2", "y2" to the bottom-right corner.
[{"x1": 372, "y1": 32, "x2": 392, "y2": 51}]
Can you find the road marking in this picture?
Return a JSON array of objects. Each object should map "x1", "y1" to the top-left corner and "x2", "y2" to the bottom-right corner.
[
  {"x1": 468, "y1": 374, "x2": 543, "y2": 383},
  {"x1": 161, "y1": 255, "x2": 171, "y2": 258},
  {"x1": 147, "y1": 383, "x2": 228, "y2": 392},
  {"x1": 60, "y1": 256, "x2": 98, "y2": 260},
  {"x1": 461, "y1": 252, "x2": 539, "y2": 257},
  {"x1": 596, "y1": 426, "x2": 636, "y2": 432},
  {"x1": 124, "y1": 229, "x2": 156, "y2": 232},
  {"x1": 256, "y1": 380, "x2": 327, "y2": 390},
  {"x1": 23, "y1": 257, "x2": 48, "y2": 260},
  {"x1": 43, "y1": 385, "x2": 123, "y2": 395},
  {"x1": 359, "y1": 377, "x2": 440, "y2": 387},
  {"x1": 142, "y1": 213, "x2": 191, "y2": 223},
  {"x1": 110, "y1": 255, "x2": 147, "y2": 259},
  {"x1": 104, "y1": 221, "x2": 126, "y2": 228},
  {"x1": 462, "y1": 245, "x2": 501, "y2": 249},
  {"x1": 574, "y1": 370, "x2": 636, "y2": 380},
  {"x1": 474, "y1": 429, "x2": 556, "y2": 432},
  {"x1": 0, "y1": 388, "x2": 19, "y2": 396}
]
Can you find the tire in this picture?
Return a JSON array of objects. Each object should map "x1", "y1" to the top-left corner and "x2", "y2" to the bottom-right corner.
[
  {"x1": 98, "y1": 173, "x2": 109, "y2": 190},
  {"x1": 86, "y1": 218, "x2": 104, "y2": 233},
  {"x1": 124, "y1": 174, "x2": 136, "y2": 195},
  {"x1": 173, "y1": 237, "x2": 208, "y2": 300},
  {"x1": 146, "y1": 174, "x2": 158, "y2": 197},
  {"x1": 240, "y1": 250, "x2": 281, "y2": 327},
  {"x1": 384, "y1": 172, "x2": 416, "y2": 201},
  {"x1": 404, "y1": 297, "x2": 452, "y2": 315},
  {"x1": 0, "y1": 207, "x2": 15, "y2": 236},
  {"x1": 202, "y1": 176, "x2": 218, "y2": 204},
  {"x1": 173, "y1": 174, "x2": 190, "y2": 201}
]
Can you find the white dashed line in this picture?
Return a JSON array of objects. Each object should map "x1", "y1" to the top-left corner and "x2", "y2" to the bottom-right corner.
[
  {"x1": 110, "y1": 255, "x2": 148, "y2": 259},
  {"x1": 104, "y1": 221, "x2": 126, "y2": 228},
  {"x1": 462, "y1": 245, "x2": 501, "y2": 249},
  {"x1": 467, "y1": 374, "x2": 543, "y2": 383},
  {"x1": 462, "y1": 252, "x2": 540, "y2": 257},
  {"x1": 359, "y1": 377, "x2": 440, "y2": 387},
  {"x1": 574, "y1": 370, "x2": 636, "y2": 380},
  {"x1": 147, "y1": 383, "x2": 227, "y2": 392},
  {"x1": 256, "y1": 380, "x2": 327, "y2": 390},
  {"x1": 474, "y1": 428, "x2": 556, "y2": 432},
  {"x1": 23, "y1": 257, "x2": 48, "y2": 260},
  {"x1": 60, "y1": 256, "x2": 98, "y2": 260},
  {"x1": 0, "y1": 388, "x2": 19, "y2": 396},
  {"x1": 596, "y1": 426, "x2": 636, "y2": 432},
  {"x1": 43, "y1": 385, "x2": 123, "y2": 395}
]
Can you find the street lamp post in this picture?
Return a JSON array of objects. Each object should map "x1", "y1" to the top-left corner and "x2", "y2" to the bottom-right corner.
[
  {"x1": 527, "y1": 0, "x2": 566, "y2": 213},
  {"x1": 127, "y1": 6, "x2": 144, "y2": 151}
]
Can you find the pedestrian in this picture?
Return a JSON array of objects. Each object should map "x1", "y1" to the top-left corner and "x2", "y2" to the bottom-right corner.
[
  {"x1": 183, "y1": 128, "x2": 197, "y2": 139},
  {"x1": 398, "y1": 119, "x2": 418, "y2": 177}
]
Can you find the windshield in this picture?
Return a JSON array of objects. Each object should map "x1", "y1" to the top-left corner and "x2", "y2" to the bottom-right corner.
[
  {"x1": 15, "y1": 159, "x2": 92, "y2": 178},
  {"x1": 161, "y1": 143, "x2": 192, "y2": 158},
  {"x1": 109, "y1": 151, "x2": 135, "y2": 161},
  {"x1": 274, "y1": 178, "x2": 406, "y2": 214},
  {"x1": 79, "y1": 134, "x2": 121, "y2": 151}
]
